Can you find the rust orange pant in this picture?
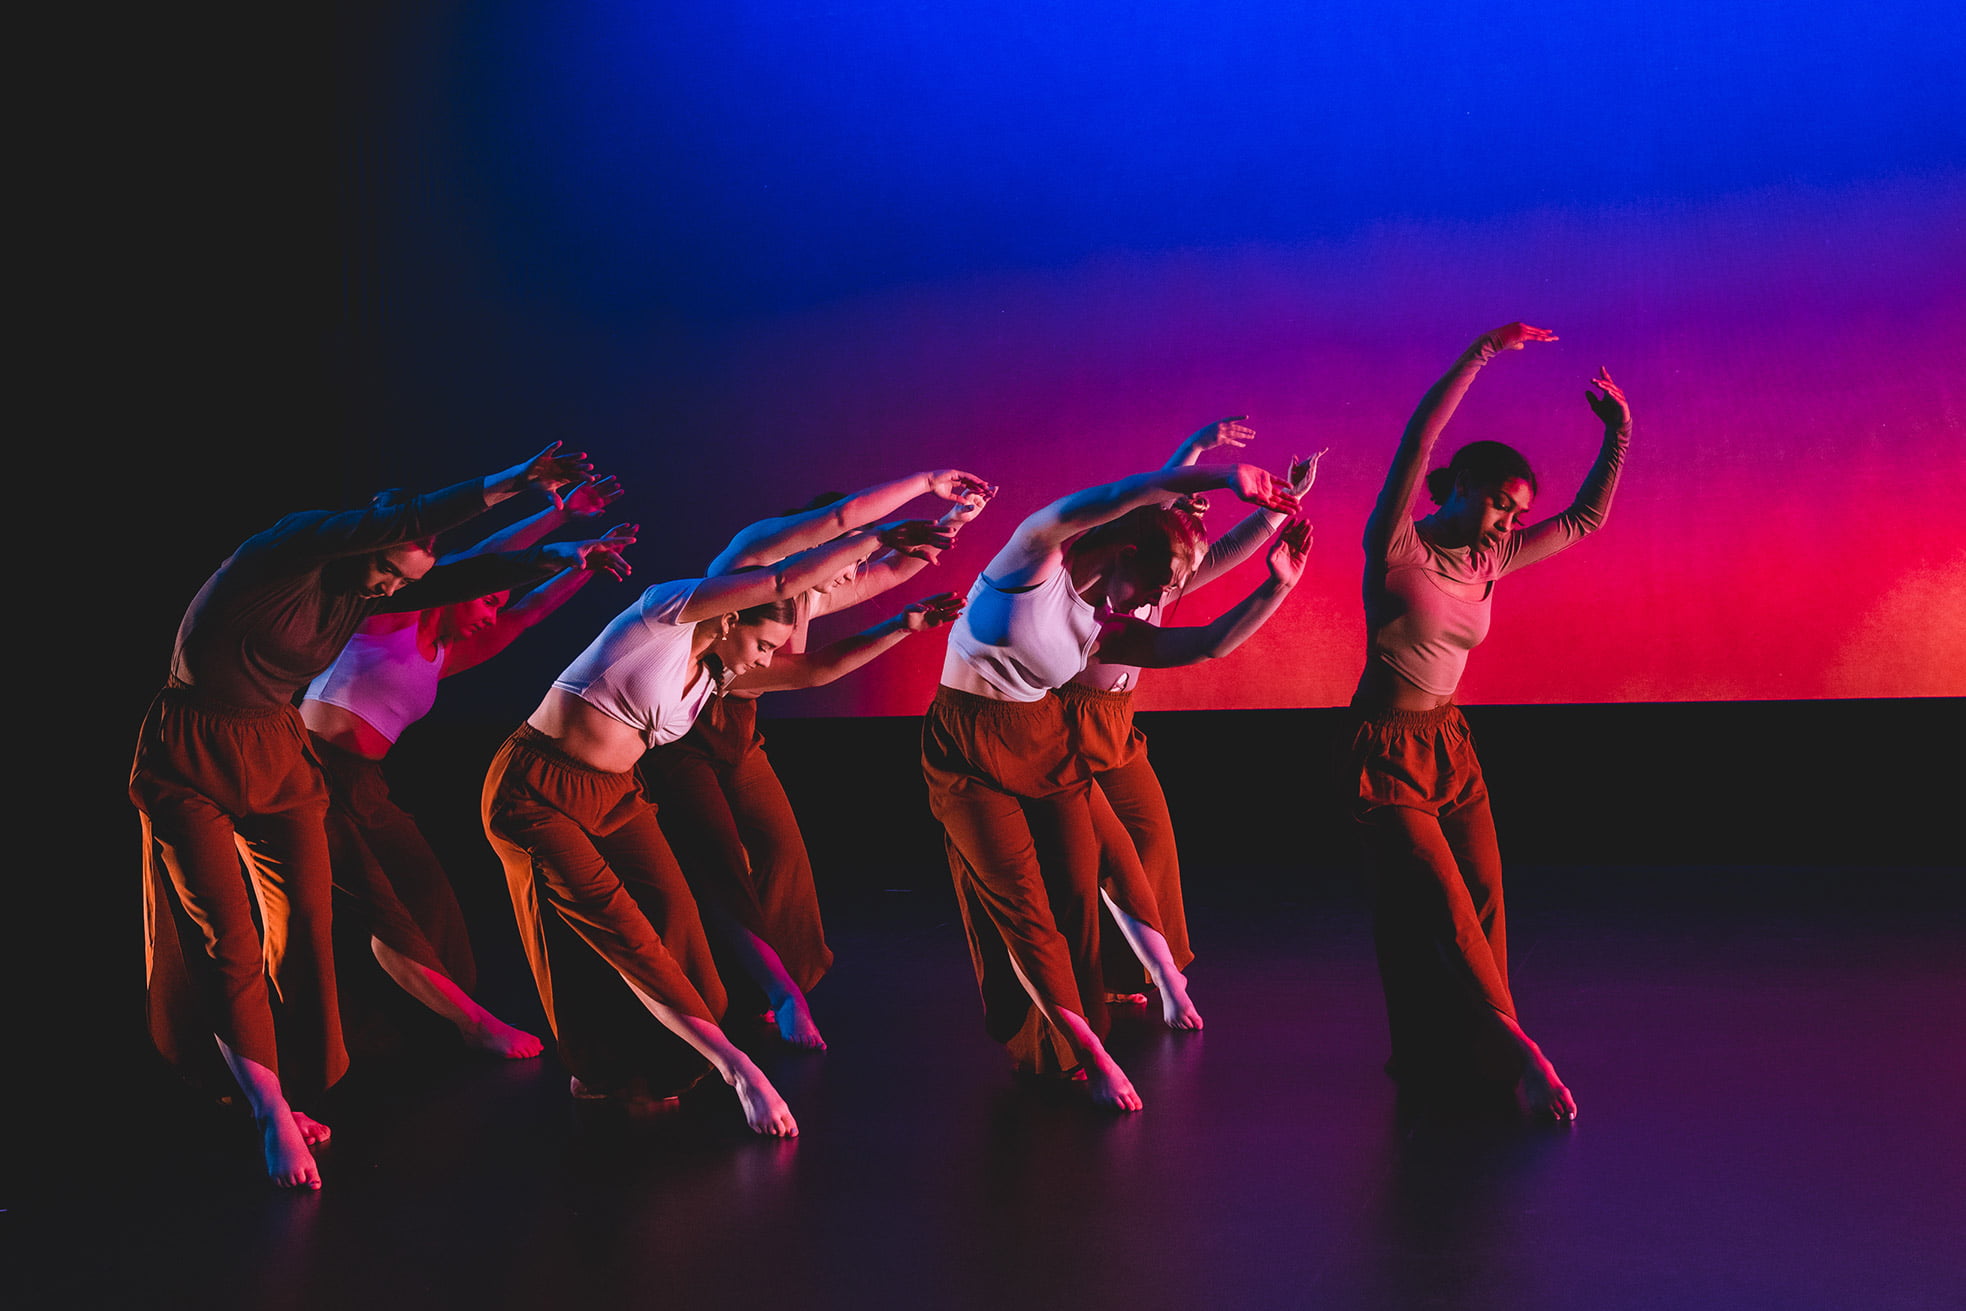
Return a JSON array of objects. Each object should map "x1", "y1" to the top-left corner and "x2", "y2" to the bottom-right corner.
[
  {"x1": 924, "y1": 686, "x2": 1108, "y2": 1076},
  {"x1": 1345, "y1": 703, "x2": 1519, "y2": 1088},
  {"x1": 482, "y1": 725, "x2": 727, "y2": 1096},
  {"x1": 313, "y1": 736, "x2": 477, "y2": 990},
  {"x1": 639, "y1": 695, "x2": 832, "y2": 1006},
  {"x1": 131, "y1": 690, "x2": 347, "y2": 1100},
  {"x1": 1055, "y1": 682, "x2": 1188, "y2": 990}
]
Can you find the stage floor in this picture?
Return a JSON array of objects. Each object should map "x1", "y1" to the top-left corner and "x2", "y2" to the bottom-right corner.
[{"x1": 23, "y1": 868, "x2": 1964, "y2": 1311}]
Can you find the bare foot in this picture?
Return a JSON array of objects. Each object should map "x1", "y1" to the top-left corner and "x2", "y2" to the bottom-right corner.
[
  {"x1": 772, "y1": 997, "x2": 827, "y2": 1050},
  {"x1": 463, "y1": 1014, "x2": 546, "y2": 1059},
  {"x1": 1084, "y1": 1059, "x2": 1144, "y2": 1112},
  {"x1": 1520, "y1": 1053, "x2": 1577, "y2": 1122},
  {"x1": 1104, "y1": 991, "x2": 1149, "y2": 1005},
  {"x1": 730, "y1": 1071, "x2": 799, "y2": 1137},
  {"x1": 261, "y1": 1113, "x2": 321, "y2": 1190},
  {"x1": 1156, "y1": 972, "x2": 1204, "y2": 1031},
  {"x1": 290, "y1": 1110, "x2": 332, "y2": 1147}
]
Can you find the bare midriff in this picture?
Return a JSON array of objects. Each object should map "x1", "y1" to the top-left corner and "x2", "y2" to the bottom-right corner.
[
  {"x1": 525, "y1": 686, "x2": 669, "y2": 775},
  {"x1": 298, "y1": 699, "x2": 395, "y2": 760},
  {"x1": 1352, "y1": 659, "x2": 1457, "y2": 714}
]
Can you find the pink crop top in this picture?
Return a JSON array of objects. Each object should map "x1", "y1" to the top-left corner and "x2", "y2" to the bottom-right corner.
[{"x1": 303, "y1": 621, "x2": 443, "y2": 744}]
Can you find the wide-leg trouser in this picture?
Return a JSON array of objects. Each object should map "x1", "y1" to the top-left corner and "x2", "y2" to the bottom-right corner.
[
  {"x1": 639, "y1": 695, "x2": 832, "y2": 1005},
  {"x1": 483, "y1": 726, "x2": 726, "y2": 1096},
  {"x1": 132, "y1": 690, "x2": 346, "y2": 1100},
  {"x1": 1345, "y1": 704, "x2": 1518, "y2": 1087},
  {"x1": 1055, "y1": 683, "x2": 1189, "y2": 990},
  {"x1": 313, "y1": 736, "x2": 477, "y2": 988},
  {"x1": 924, "y1": 686, "x2": 1108, "y2": 1076}
]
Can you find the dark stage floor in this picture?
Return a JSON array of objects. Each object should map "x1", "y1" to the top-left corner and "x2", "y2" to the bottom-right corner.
[{"x1": 19, "y1": 867, "x2": 1964, "y2": 1311}]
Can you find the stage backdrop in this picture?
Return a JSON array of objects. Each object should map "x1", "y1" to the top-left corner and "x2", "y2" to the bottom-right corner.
[{"x1": 318, "y1": 0, "x2": 1961, "y2": 719}]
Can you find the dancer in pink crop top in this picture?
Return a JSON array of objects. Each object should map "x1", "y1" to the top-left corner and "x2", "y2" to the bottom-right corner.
[
  {"x1": 301, "y1": 474, "x2": 634, "y2": 1064},
  {"x1": 1349, "y1": 322, "x2": 1631, "y2": 1122}
]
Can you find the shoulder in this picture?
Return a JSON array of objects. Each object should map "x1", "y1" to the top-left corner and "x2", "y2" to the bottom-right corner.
[{"x1": 637, "y1": 578, "x2": 706, "y2": 628}]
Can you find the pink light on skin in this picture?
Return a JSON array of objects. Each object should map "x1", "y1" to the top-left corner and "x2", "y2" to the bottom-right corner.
[{"x1": 666, "y1": 175, "x2": 1964, "y2": 715}]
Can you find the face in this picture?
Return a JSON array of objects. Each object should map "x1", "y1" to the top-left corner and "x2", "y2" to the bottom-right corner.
[
  {"x1": 1469, "y1": 478, "x2": 1535, "y2": 551},
  {"x1": 440, "y1": 591, "x2": 508, "y2": 642},
  {"x1": 714, "y1": 618, "x2": 796, "y2": 679},
  {"x1": 1102, "y1": 544, "x2": 1202, "y2": 613},
  {"x1": 357, "y1": 545, "x2": 436, "y2": 599}
]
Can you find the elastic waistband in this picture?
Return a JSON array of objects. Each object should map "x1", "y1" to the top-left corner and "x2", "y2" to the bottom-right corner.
[
  {"x1": 1052, "y1": 681, "x2": 1133, "y2": 707},
  {"x1": 1351, "y1": 701, "x2": 1464, "y2": 730},
  {"x1": 503, "y1": 723, "x2": 633, "y2": 777},
  {"x1": 932, "y1": 684, "x2": 1058, "y2": 723},
  {"x1": 156, "y1": 684, "x2": 298, "y2": 721}
]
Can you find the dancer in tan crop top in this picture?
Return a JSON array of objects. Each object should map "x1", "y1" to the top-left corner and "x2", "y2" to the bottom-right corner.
[{"x1": 1349, "y1": 322, "x2": 1631, "y2": 1121}]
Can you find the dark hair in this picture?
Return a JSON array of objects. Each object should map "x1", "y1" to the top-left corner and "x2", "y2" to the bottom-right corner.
[
  {"x1": 1425, "y1": 441, "x2": 1538, "y2": 506},
  {"x1": 734, "y1": 598, "x2": 799, "y2": 627},
  {"x1": 1069, "y1": 503, "x2": 1209, "y2": 589}
]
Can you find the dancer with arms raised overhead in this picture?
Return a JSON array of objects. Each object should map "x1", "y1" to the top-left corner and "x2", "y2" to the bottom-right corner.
[{"x1": 1349, "y1": 322, "x2": 1631, "y2": 1121}]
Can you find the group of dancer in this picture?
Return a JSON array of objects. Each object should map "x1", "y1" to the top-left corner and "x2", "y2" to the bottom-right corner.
[{"x1": 133, "y1": 322, "x2": 1630, "y2": 1187}]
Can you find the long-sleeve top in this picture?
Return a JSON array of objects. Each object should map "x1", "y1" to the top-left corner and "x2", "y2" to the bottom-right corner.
[{"x1": 168, "y1": 479, "x2": 553, "y2": 710}]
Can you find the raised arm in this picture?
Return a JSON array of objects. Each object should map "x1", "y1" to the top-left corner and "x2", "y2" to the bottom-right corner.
[
  {"x1": 681, "y1": 526, "x2": 917, "y2": 622},
  {"x1": 1192, "y1": 450, "x2": 1325, "y2": 590},
  {"x1": 807, "y1": 486, "x2": 995, "y2": 616},
  {"x1": 440, "y1": 475, "x2": 625, "y2": 562},
  {"x1": 1504, "y1": 368, "x2": 1633, "y2": 572},
  {"x1": 1094, "y1": 519, "x2": 1311, "y2": 668},
  {"x1": 1365, "y1": 324, "x2": 1556, "y2": 558},
  {"x1": 990, "y1": 464, "x2": 1299, "y2": 589},
  {"x1": 379, "y1": 525, "x2": 635, "y2": 615},
  {"x1": 1163, "y1": 416, "x2": 1256, "y2": 470},
  {"x1": 708, "y1": 469, "x2": 992, "y2": 574},
  {"x1": 439, "y1": 523, "x2": 639, "y2": 677},
  {"x1": 729, "y1": 592, "x2": 965, "y2": 693}
]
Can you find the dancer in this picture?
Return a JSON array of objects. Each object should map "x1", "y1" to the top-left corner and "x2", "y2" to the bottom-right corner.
[
  {"x1": 640, "y1": 469, "x2": 991, "y2": 1051},
  {"x1": 1066, "y1": 419, "x2": 1323, "y2": 1029},
  {"x1": 927, "y1": 457, "x2": 1308, "y2": 1110},
  {"x1": 302, "y1": 476, "x2": 634, "y2": 1060},
  {"x1": 134, "y1": 444, "x2": 616, "y2": 1188},
  {"x1": 483, "y1": 515, "x2": 957, "y2": 1136},
  {"x1": 1348, "y1": 322, "x2": 1630, "y2": 1121}
]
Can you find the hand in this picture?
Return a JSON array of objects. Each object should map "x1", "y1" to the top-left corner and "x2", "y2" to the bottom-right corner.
[
  {"x1": 1475, "y1": 322, "x2": 1558, "y2": 357},
  {"x1": 938, "y1": 482, "x2": 995, "y2": 528},
  {"x1": 1287, "y1": 448, "x2": 1327, "y2": 499},
  {"x1": 1184, "y1": 416, "x2": 1255, "y2": 456},
  {"x1": 900, "y1": 591, "x2": 965, "y2": 632},
  {"x1": 876, "y1": 518, "x2": 957, "y2": 561},
  {"x1": 490, "y1": 442, "x2": 594, "y2": 508},
  {"x1": 927, "y1": 470, "x2": 994, "y2": 503},
  {"x1": 541, "y1": 524, "x2": 636, "y2": 580},
  {"x1": 1267, "y1": 518, "x2": 1312, "y2": 588},
  {"x1": 1225, "y1": 464, "x2": 1300, "y2": 515},
  {"x1": 559, "y1": 474, "x2": 624, "y2": 518},
  {"x1": 1585, "y1": 367, "x2": 1631, "y2": 431}
]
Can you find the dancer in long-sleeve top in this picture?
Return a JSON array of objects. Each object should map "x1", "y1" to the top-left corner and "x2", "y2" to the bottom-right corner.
[
  {"x1": 1348, "y1": 322, "x2": 1631, "y2": 1121},
  {"x1": 134, "y1": 444, "x2": 615, "y2": 1188}
]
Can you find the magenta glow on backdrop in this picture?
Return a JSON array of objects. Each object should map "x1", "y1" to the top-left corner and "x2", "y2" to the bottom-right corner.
[
  {"x1": 333, "y1": 3, "x2": 1965, "y2": 719},
  {"x1": 678, "y1": 178, "x2": 1965, "y2": 716}
]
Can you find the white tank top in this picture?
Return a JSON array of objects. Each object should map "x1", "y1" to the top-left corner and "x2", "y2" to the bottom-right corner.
[
  {"x1": 303, "y1": 621, "x2": 444, "y2": 745},
  {"x1": 551, "y1": 578, "x2": 717, "y2": 748},
  {"x1": 947, "y1": 567, "x2": 1101, "y2": 703}
]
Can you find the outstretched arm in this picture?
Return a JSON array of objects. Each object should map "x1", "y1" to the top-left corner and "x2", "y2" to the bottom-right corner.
[
  {"x1": 440, "y1": 475, "x2": 625, "y2": 562},
  {"x1": 1364, "y1": 324, "x2": 1555, "y2": 558},
  {"x1": 379, "y1": 525, "x2": 636, "y2": 615},
  {"x1": 440, "y1": 523, "x2": 639, "y2": 677},
  {"x1": 1094, "y1": 519, "x2": 1311, "y2": 668},
  {"x1": 680, "y1": 523, "x2": 931, "y2": 622},
  {"x1": 808, "y1": 486, "x2": 995, "y2": 615},
  {"x1": 1163, "y1": 416, "x2": 1256, "y2": 470},
  {"x1": 990, "y1": 464, "x2": 1300, "y2": 590},
  {"x1": 1505, "y1": 367, "x2": 1633, "y2": 571},
  {"x1": 1193, "y1": 450, "x2": 1325, "y2": 589},
  {"x1": 708, "y1": 469, "x2": 992, "y2": 574},
  {"x1": 729, "y1": 592, "x2": 965, "y2": 693}
]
